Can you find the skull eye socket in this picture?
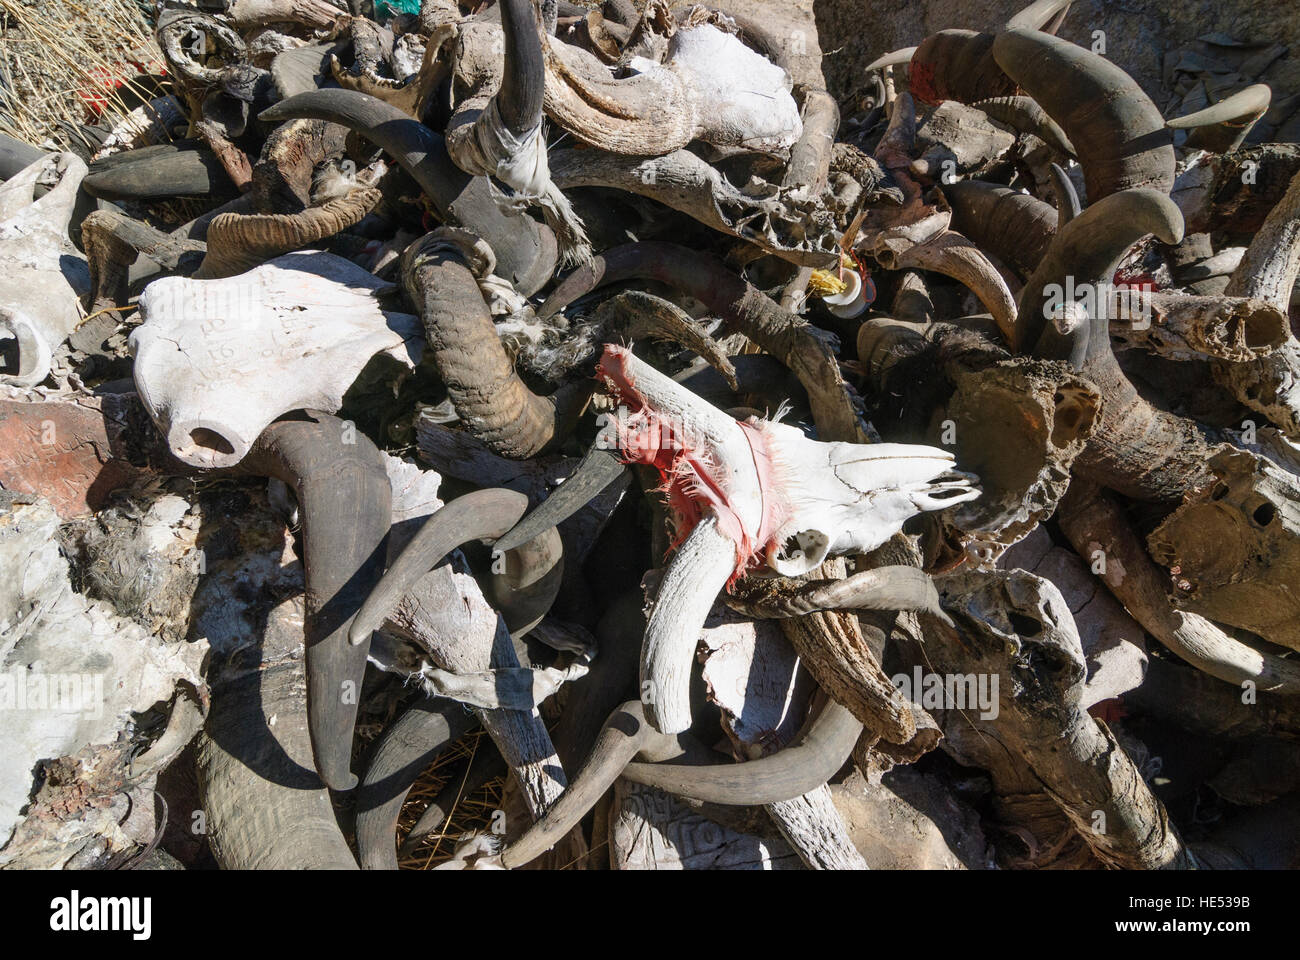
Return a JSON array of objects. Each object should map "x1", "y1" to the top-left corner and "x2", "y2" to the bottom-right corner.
[
  {"x1": 767, "y1": 529, "x2": 832, "y2": 576},
  {"x1": 1252, "y1": 502, "x2": 1276, "y2": 527}
]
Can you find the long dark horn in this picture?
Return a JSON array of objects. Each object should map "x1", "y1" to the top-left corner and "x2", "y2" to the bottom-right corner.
[
  {"x1": 83, "y1": 144, "x2": 228, "y2": 201},
  {"x1": 259, "y1": 91, "x2": 558, "y2": 296},
  {"x1": 498, "y1": 0, "x2": 546, "y2": 137},
  {"x1": 494, "y1": 445, "x2": 628, "y2": 554},
  {"x1": 992, "y1": 28, "x2": 1174, "y2": 202},
  {"x1": 350, "y1": 487, "x2": 559, "y2": 644},
  {"x1": 236, "y1": 411, "x2": 392, "y2": 792},
  {"x1": 355, "y1": 697, "x2": 478, "y2": 870}
]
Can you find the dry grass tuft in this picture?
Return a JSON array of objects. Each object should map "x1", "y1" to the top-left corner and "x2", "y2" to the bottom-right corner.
[
  {"x1": 395, "y1": 727, "x2": 506, "y2": 869},
  {"x1": 0, "y1": 0, "x2": 167, "y2": 150}
]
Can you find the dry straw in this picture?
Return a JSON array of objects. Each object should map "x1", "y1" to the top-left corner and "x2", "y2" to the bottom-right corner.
[{"x1": 0, "y1": 0, "x2": 167, "y2": 150}]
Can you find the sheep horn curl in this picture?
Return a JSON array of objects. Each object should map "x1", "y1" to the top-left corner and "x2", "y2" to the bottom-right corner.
[{"x1": 400, "y1": 230, "x2": 590, "y2": 460}]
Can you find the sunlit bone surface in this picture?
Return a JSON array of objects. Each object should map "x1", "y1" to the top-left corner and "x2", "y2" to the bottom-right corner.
[{"x1": 131, "y1": 251, "x2": 422, "y2": 469}]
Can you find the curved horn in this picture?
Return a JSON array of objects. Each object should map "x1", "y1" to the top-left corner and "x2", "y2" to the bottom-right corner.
[
  {"x1": 622, "y1": 696, "x2": 862, "y2": 804},
  {"x1": 896, "y1": 1, "x2": 1072, "y2": 106},
  {"x1": 992, "y1": 28, "x2": 1174, "y2": 202},
  {"x1": 259, "y1": 91, "x2": 558, "y2": 296},
  {"x1": 641, "y1": 517, "x2": 738, "y2": 734},
  {"x1": 195, "y1": 656, "x2": 360, "y2": 869},
  {"x1": 1020, "y1": 190, "x2": 1216, "y2": 502},
  {"x1": 1004, "y1": 0, "x2": 1073, "y2": 30},
  {"x1": 910, "y1": 30, "x2": 1014, "y2": 105},
  {"x1": 495, "y1": 445, "x2": 629, "y2": 555},
  {"x1": 971, "y1": 95, "x2": 1075, "y2": 157},
  {"x1": 879, "y1": 231, "x2": 1019, "y2": 343},
  {"x1": 499, "y1": 700, "x2": 681, "y2": 868},
  {"x1": 498, "y1": 0, "x2": 546, "y2": 137},
  {"x1": 235, "y1": 412, "x2": 392, "y2": 792},
  {"x1": 195, "y1": 187, "x2": 381, "y2": 279},
  {"x1": 1048, "y1": 161, "x2": 1081, "y2": 230},
  {"x1": 401, "y1": 233, "x2": 589, "y2": 460},
  {"x1": 1168, "y1": 83, "x2": 1272, "y2": 154},
  {"x1": 350, "y1": 487, "x2": 561, "y2": 644},
  {"x1": 355, "y1": 697, "x2": 478, "y2": 870},
  {"x1": 865, "y1": 46, "x2": 917, "y2": 72},
  {"x1": 945, "y1": 179, "x2": 1057, "y2": 281},
  {"x1": 1017, "y1": 188, "x2": 1184, "y2": 361}
]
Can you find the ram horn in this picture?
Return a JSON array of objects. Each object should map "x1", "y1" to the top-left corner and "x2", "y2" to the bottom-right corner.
[
  {"x1": 945, "y1": 180, "x2": 1057, "y2": 281},
  {"x1": 401, "y1": 232, "x2": 589, "y2": 460},
  {"x1": 195, "y1": 186, "x2": 382, "y2": 279},
  {"x1": 970, "y1": 95, "x2": 1075, "y2": 157}
]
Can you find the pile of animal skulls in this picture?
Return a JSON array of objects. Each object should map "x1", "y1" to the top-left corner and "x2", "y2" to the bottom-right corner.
[{"x1": 4, "y1": 0, "x2": 1300, "y2": 872}]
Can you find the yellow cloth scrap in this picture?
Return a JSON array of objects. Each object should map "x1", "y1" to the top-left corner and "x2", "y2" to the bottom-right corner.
[{"x1": 808, "y1": 269, "x2": 848, "y2": 298}]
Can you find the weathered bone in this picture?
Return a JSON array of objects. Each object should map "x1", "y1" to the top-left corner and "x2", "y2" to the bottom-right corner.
[
  {"x1": 0, "y1": 154, "x2": 90, "y2": 386},
  {"x1": 933, "y1": 568, "x2": 1195, "y2": 869},
  {"x1": 0, "y1": 495, "x2": 207, "y2": 855},
  {"x1": 1149, "y1": 448, "x2": 1300, "y2": 653},
  {"x1": 598, "y1": 344, "x2": 977, "y2": 732},
  {"x1": 131, "y1": 252, "x2": 421, "y2": 469},
  {"x1": 1212, "y1": 169, "x2": 1300, "y2": 439},
  {"x1": 1059, "y1": 481, "x2": 1300, "y2": 695},
  {"x1": 549, "y1": 147, "x2": 840, "y2": 267},
  {"x1": 542, "y1": 18, "x2": 802, "y2": 155}
]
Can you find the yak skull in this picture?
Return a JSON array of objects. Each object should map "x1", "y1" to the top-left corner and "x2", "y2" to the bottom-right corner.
[{"x1": 596, "y1": 345, "x2": 979, "y2": 733}]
